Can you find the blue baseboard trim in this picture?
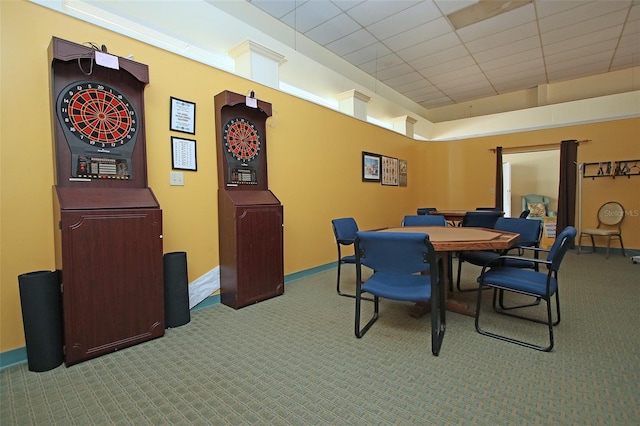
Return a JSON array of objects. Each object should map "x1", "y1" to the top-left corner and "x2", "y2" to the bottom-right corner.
[{"x1": 0, "y1": 262, "x2": 338, "y2": 371}]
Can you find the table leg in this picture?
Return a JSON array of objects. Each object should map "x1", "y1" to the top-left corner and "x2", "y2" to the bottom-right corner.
[{"x1": 411, "y1": 252, "x2": 476, "y2": 318}]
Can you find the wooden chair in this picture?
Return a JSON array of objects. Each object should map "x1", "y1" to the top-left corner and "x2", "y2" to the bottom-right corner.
[{"x1": 578, "y1": 201, "x2": 626, "y2": 259}]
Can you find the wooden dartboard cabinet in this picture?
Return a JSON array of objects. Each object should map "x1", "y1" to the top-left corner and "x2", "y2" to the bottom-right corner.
[
  {"x1": 215, "y1": 90, "x2": 284, "y2": 309},
  {"x1": 49, "y1": 37, "x2": 164, "y2": 366}
]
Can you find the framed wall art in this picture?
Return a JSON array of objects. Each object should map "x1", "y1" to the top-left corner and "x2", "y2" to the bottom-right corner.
[
  {"x1": 399, "y1": 159, "x2": 407, "y2": 187},
  {"x1": 381, "y1": 155, "x2": 399, "y2": 186},
  {"x1": 362, "y1": 151, "x2": 381, "y2": 182},
  {"x1": 170, "y1": 97, "x2": 196, "y2": 134},
  {"x1": 171, "y1": 136, "x2": 197, "y2": 171}
]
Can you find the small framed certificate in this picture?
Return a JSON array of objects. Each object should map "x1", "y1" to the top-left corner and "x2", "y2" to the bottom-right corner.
[
  {"x1": 170, "y1": 97, "x2": 196, "y2": 134},
  {"x1": 171, "y1": 137, "x2": 197, "y2": 171}
]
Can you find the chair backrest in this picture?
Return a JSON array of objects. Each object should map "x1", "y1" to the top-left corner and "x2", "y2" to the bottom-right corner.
[
  {"x1": 331, "y1": 217, "x2": 359, "y2": 245},
  {"x1": 355, "y1": 231, "x2": 437, "y2": 275},
  {"x1": 461, "y1": 211, "x2": 503, "y2": 229},
  {"x1": 417, "y1": 207, "x2": 437, "y2": 215},
  {"x1": 597, "y1": 201, "x2": 625, "y2": 228},
  {"x1": 522, "y1": 194, "x2": 550, "y2": 217},
  {"x1": 546, "y1": 226, "x2": 577, "y2": 271},
  {"x1": 494, "y1": 217, "x2": 541, "y2": 247},
  {"x1": 402, "y1": 215, "x2": 447, "y2": 227},
  {"x1": 476, "y1": 207, "x2": 500, "y2": 211},
  {"x1": 519, "y1": 209, "x2": 531, "y2": 218}
]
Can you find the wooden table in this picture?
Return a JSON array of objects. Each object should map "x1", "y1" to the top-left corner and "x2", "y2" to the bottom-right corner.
[
  {"x1": 379, "y1": 226, "x2": 519, "y2": 317},
  {"x1": 430, "y1": 210, "x2": 468, "y2": 226}
]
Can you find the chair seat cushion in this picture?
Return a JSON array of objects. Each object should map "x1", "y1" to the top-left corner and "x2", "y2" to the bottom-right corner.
[
  {"x1": 362, "y1": 272, "x2": 431, "y2": 302},
  {"x1": 341, "y1": 254, "x2": 356, "y2": 264},
  {"x1": 478, "y1": 267, "x2": 557, "y2": 297},
  {"x1": 462, "y1": 251, "x2": 535, "y2": 269},
  {"x1": 581, "y1": 228, "x2": 620, "y2": 236}
]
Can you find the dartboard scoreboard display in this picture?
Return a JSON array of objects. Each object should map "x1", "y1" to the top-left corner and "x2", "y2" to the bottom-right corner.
[{"x1": 56, "y1": 81, "x2": 139, "y2": 180}]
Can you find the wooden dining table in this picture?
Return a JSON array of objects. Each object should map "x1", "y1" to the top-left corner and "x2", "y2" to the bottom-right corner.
[{"x1": 378, "y1": 226, "x2": 519, "y2": 317}]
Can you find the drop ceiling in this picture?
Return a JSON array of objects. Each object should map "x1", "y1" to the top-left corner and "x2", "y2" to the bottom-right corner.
[
  {"x1": 64, "y1": 0, "x2": 639, "y2": 114},
  {"x1": 246, "y1": 0, "x2": 639, "y2": 108}
]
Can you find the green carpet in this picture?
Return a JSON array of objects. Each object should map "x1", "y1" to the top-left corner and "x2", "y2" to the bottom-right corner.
[{"x1": 1, "y1": 251, "x2": 638, "y2": 425}]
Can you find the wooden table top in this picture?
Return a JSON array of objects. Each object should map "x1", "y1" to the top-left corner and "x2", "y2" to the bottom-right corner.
[{"x1": 379, "y1": 226, "x2": 519, "y2": 252}]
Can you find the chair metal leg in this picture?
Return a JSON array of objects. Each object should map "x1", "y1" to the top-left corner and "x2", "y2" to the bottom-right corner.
[
  {"x1": 431, "y1": 260, "x2": 446, "y2": 356},
  {"x1": 475, "y1": 284, "x2": 558, "y2": 352},
  {"x1": 355, "y1": 293, "x2": 379, "y2": 338},
  {"x1": 497, "y1": 289, "x2": 541, "y2": 310}
]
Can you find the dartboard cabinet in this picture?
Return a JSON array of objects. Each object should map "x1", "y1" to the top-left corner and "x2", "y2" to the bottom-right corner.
[
  {"x1": 215, "y1": 90, "x2": 284, "y2": 309},
  {"x1": 49, "y1": 37, "x2": 164, "y2": 366}
]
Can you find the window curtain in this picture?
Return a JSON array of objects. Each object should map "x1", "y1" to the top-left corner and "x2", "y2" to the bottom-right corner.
[
  {"x1": 494, "y1": 146, "x2": 503, "y2": 210},
  {"x1": 557, "y1": 140, "x2": 578, "y2": 246}
]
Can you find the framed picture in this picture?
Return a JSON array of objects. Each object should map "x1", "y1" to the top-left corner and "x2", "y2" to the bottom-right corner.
[
  {"x1": 399, "y1": 159, "x2": 408, "y2": 187},
  {"x1": 171, "y1": 136, "x2": 197, "y2": 171},
  {"x1": 381, "y1": 155, "x2": 399, "y2": 186},
  {"x1": 362, "y1": 152, "x2": 381, "y2": 182},
  {"x1": 170, "y1": 97, "x2": 196, "y2": 134}
]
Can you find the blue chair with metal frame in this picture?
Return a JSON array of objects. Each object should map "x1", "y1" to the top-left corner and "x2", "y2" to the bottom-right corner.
[
  {"x1": 354, "y1": 231, "x2": 446, "y2": 356},
  {"x1": 474, "y1": 226, "x2": 577, "y2": 352},
  {"x1": 456, "y1": 217, "x2": 542, "y2": 292},
  {"x1": 460, "y1": 210, "x2": 503, "y2": 228},
  {"x1": 417, "y1": 207, "x2": 437, "y2": 215},
  {"x1": 331, "y1": 217, "x2": 360, "y2": 298},
  {"x1": 402, "y1": 214, "x2": 447, "y2": 227}
]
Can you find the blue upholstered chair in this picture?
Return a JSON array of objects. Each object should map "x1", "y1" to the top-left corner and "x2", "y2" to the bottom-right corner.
[
  {"x1": 354, "y1": 231, "x2": 446, "y2": 355},
  {"x1": 331, "y1": 218, "x2": 360, "y2": 298},
  {"x1": 474, "y1": 226, "x2": 577, "y2": 351},
  {"x1": 402, "y1": 214, "x2": 447, "y2": 227},
  {"x1": 456, "y1": 217, "x2": 542, "y2": 292},
  {"x1": 460, "y1": 210, "x2": 503, "y2": 229},
  {"x1": 417, "y1": 207, "x2": 437, "y2": 215}
]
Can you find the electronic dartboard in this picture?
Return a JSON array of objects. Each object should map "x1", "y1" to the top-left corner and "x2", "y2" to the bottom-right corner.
[
  {"x1": 56, "y1": 81, "x2": 139, "y2": 180},
  {"x1": 223, "y1": 116, "x2": 262, "y2": 185}
]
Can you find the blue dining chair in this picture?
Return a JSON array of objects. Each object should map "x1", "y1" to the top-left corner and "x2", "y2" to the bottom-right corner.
[
  {"x1": 460, "y1": 210, "x2": 503, "y2": 228},
  {"x1": 456, "y1": 217, "x2": 542, "y2": 292},
  {"x1": 474, "y1": 226, "x2": 577, "y2": 351},
  {"x1": 417, "y1": 207, "x2": 437, "y2": 215},
  {"x1": 354, "y1": 231, "x2": 446, "y2": 356},
  {"x1": 331, "y1": 217, "x2": 359, "y2": 298},
  {"x1": 402, "y1": 214, "x2": 447, "y2": 227}
]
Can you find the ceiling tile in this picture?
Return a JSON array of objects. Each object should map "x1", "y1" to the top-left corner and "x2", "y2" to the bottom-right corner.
[
  {"x1": 456, "y1": 3, "x2": 536, "y2": 42},
  {"x1": 345, "y1": 0, "x2": 422, "y2": 27},
  {"x1": 281, "y1": 0, "x2": 342, "y2": 33},
  {"x1": 381, "y1": 17, "x2": 453, "y2": 51},
  {"x1": 471, "y1": 35, "x2": 541, "y2": 64},
  {"x1": 396, "y1": 32, "x2": 462, "y2": 62},
  {"x1": 344, "y1": 42, "x2": 392, "y2": 66},
  {"x1": 305, "y1": 13, "x2": 361, "y2": 45},
  {"x1": 325, "y1": 28, "x2": 377, "y2": 56},
  {"x1": 464, "y1": 22, "x2": 538, "y2": 54},
  {"x1": 411, "y1": 45, "x2": 469, "y2": 71},
  {"x1": 538, "y1": 1, "x2": 629, "y2": 32},
  {"x1": 249, "y1": 0, "x2": 298, "y2": 18},
  {"x1": 366, "y1": 1, "x2": 441, "y2": 40}
]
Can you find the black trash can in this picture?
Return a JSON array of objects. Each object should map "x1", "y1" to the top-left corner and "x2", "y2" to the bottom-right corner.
[
  {"x1": 18, "y1": 270, "x2": 63, "y2": 372},
  {"x1": 163, "y1": 252, "x2": 190, "y2": 328}
]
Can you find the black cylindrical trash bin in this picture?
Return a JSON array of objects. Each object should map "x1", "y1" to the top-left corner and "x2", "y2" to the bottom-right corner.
[
  {"x1": 18, "y1": 270, "x2": 63, "y2": 372},
  {"x1": 163, "y1": 252, "x2": 190, "y2": 328}
]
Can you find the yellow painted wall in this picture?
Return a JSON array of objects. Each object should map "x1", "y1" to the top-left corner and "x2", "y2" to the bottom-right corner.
[
  {"x1": 1, "y1": 0, "x2": 638, "y2": 355},
  {"x1": 0, "y1": 0, "x2": 419, "y2": 352}
]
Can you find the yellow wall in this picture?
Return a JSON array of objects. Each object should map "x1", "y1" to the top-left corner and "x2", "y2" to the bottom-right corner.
[{"x1": 1, "y1": 0, "x2": 639, "y2": 354}]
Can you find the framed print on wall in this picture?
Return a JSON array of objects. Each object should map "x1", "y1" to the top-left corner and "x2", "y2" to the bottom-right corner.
[
  {"x1": 399, "y1": 159, "x2": 407, "y2": 187},
  {"x1": 171, "y1": 136, "x2": 197, "y2": 171},
  {"x1": 362, "y1": 152, "x2": 381, "y2": 182},
  {"x1": 170, "y1": 97, "x2": 196, "y2": 134},
  {"x1": 381, "y1": 156, "x2": 399, "y2": 186}
]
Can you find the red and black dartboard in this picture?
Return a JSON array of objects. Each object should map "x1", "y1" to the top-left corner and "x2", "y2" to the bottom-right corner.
[
  {"x1": 223, "y1": 117, "x2": 261, "y2": 162},
  {"x1": 57, "y1": 81, "x2": 137, "y2": 148}
]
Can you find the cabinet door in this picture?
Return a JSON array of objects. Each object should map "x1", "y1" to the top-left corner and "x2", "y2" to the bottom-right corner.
[
  {"x1": 61, "y1": 209, "x2": 164, "y2": 365},
  {"x1": 235, "y1": 205, "x2": 284, "y2": 306}
]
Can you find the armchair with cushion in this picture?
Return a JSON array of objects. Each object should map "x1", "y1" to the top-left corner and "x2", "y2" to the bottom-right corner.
[{"x1": 521, "y1": 194, "x2": 553, "y2": 220}]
